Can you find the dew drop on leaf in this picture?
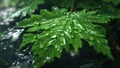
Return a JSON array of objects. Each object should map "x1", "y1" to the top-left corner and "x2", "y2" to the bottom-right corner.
[
  {"x1": 51, "y1": 35, "x2": 57, "y2": 38},
  {"x1": 55, "y1": 45, "x2": 58, "y2": 49},
  {"x1": 78, "y1": 24, "x2": 83, "y2": 29},
  {"x1": 45, "y1": 56, "x2": 51, "y2": 60},
  {"x1": 61, "y1": 33, "x2": 64, "y2": 36},
  {"x1": 57, "y1": 48, "x2": 60, "y2": 51},
  {"x1": 47, "y1": 40, "x2": 53, "y2": 46}
]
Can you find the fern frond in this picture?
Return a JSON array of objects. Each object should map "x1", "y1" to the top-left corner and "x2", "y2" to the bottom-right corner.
[
  {"x1": 9, "y1": 0, "x2": 45, "y2": 18},
  {"x1": 19, "y1": 7, "x2": 113, "y2": 68}
]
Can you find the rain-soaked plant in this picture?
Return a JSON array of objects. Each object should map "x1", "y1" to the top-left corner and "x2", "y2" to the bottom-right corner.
[{"x1": 7, "y1": 0, "x2": 120, "y2": 68}]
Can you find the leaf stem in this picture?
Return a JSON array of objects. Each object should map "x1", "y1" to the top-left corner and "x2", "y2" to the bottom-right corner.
[{"x1": 70, "y1": 0, "x2": 75, "y2": 12}]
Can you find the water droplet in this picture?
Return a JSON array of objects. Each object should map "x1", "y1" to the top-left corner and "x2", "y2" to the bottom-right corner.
[
  {"x1": 47, "y1": 40, "x2": 53, "y2": 46},
  {"x1": 74, "y1": 31, "x2": 78, "y2": 33},
  {"x1": 57, "y1": 48, "x2": 60, "y2": 51},
  {"x1": 61, "y1": 43, "x2": 64, "y2": 46},
  {"x1": 51, "y1": 35, "x2": 57, "y2": 38},
  {"x1": 45, "y1": 33, "x2": 49, "y2": 36},
  {"x1": 64, "y1": 31, "x2": 70, "y2": 38},
  {"x1": 59, "y1": 50, "x2": 62, "y2": 52},
  {"x1": 55, "y1": 45, "x2": 58, "y2": 49},
  {"x1": 97, "y1": 40, "x2": 100, "y2": 43},
  {"x1": 42, "y1": 22, "x2": 45, "y2": 24},
  {"x1": 58, "y1": 30, "x2": 62, "y2": 32},
  {"x1": 43, "y1": 60, "x2": 46, "y2": 63},
  {"x1": 73, "y1": 20, "x2": 77, "y2": 23},
  {"x1": 46, "y1": 56, "x2": 51, "y2": 60},
  {"x1": 61, "y1": 34, "x2": 64, "y2": 36},
  {"x1": 52, "y1": 24, "x2": 56, "y2": 26},
  {"x1": 79, "y1": 45, "x2": 82, "y2": 48},
  {"x1": 78, "y1": 24, "x2": 83, "y2": 29}
]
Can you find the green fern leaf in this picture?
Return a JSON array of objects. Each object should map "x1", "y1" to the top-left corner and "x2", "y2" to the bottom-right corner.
[
  {"x1": 19, "y1": 7, "x2": 113, "y2": 68},
  {"x1": 9, "y1": 0, "x2": 45, "y2": 18}
]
